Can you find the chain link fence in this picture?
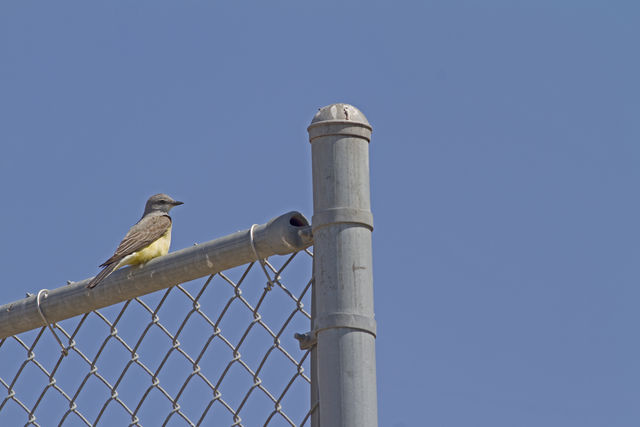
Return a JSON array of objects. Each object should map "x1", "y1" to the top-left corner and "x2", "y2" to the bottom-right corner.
[
  {"x1": 0, "y1": 214, "x2": 315, "y2": 426},
  {"x1": 0, "y1": 103, "x2": 378, "y2": 427}
]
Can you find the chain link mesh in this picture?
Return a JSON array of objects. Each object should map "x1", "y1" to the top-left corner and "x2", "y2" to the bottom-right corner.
[{"x1": 0, "y1": 249, "x2": 315, "y2": 426}]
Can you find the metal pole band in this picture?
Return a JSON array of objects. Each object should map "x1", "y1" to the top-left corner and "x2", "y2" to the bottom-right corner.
[
  {"x1": 312, "y1": 207, "x2": 374, "y2": 232},
  {"x1": 307, "y1": 121, "x2": 372, "y2": 142},
  {"x1": 314, "y1": 313, "x2": 377, "y2": 338}
]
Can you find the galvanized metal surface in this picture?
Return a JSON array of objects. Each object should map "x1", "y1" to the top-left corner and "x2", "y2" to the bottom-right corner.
[{"x1": 308, "y1": 103, "x2": 378, "y2": 427}]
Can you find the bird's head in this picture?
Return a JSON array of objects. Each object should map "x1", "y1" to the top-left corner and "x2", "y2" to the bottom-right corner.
[{"x1": 143, "y1": 193, "x2": 184, "y2": 215}]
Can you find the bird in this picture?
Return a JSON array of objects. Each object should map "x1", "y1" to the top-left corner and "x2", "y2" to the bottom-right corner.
[{"x1": 86, "y1": 193, "x2": 183, "y2": 289}]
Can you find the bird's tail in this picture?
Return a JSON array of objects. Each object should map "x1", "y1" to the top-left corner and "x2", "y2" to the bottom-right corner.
[{"x1": 86, "y1": 262, "x2": 119, "y2": 289}]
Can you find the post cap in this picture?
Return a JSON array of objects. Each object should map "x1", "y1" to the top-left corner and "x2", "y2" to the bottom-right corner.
[
  {"x1": 310, "y1": 103, "x2": 370, "y2": 126},
  {"x1": 308, "y1": 103, "x2": 372, "y2": 142}
]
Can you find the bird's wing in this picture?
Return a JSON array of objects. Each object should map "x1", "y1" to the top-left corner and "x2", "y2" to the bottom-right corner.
[{"x1": 100, "y1": 214, "x2": 172, "y2": 266}]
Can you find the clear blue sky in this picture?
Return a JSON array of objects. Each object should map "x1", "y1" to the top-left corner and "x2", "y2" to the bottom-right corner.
[{"x1": 1, "y1": 1, "x2": 638, "y2": 426}]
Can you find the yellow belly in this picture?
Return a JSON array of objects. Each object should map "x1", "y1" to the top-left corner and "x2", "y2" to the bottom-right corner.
[{"x1": 117, "y1": 227, "x2": 172, "y2": 268}]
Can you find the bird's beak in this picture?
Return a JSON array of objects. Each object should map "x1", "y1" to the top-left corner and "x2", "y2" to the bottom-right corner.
[{"x1": 172, "y1": 201, "x2": 184, "y2": 206}]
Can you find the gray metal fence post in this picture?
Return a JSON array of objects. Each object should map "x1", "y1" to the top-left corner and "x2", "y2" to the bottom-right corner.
[{"x1": 308, "y1": 103, "x2": 377, "y2": 426}]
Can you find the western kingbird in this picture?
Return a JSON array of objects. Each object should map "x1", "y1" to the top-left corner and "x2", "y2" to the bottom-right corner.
[{"x1": 87, "y1": 193, "x2": 183, "y2": 289}]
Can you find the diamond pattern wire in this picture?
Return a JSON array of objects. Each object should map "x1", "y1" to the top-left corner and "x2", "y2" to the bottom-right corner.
[{"x1": 0, "y1": 249, "x2": 315, "y2": 426}]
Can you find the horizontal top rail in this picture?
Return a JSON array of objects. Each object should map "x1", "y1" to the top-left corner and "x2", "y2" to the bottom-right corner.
[{"x1": 0, "y1": 211, "x2": 312, "y2": 339}]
